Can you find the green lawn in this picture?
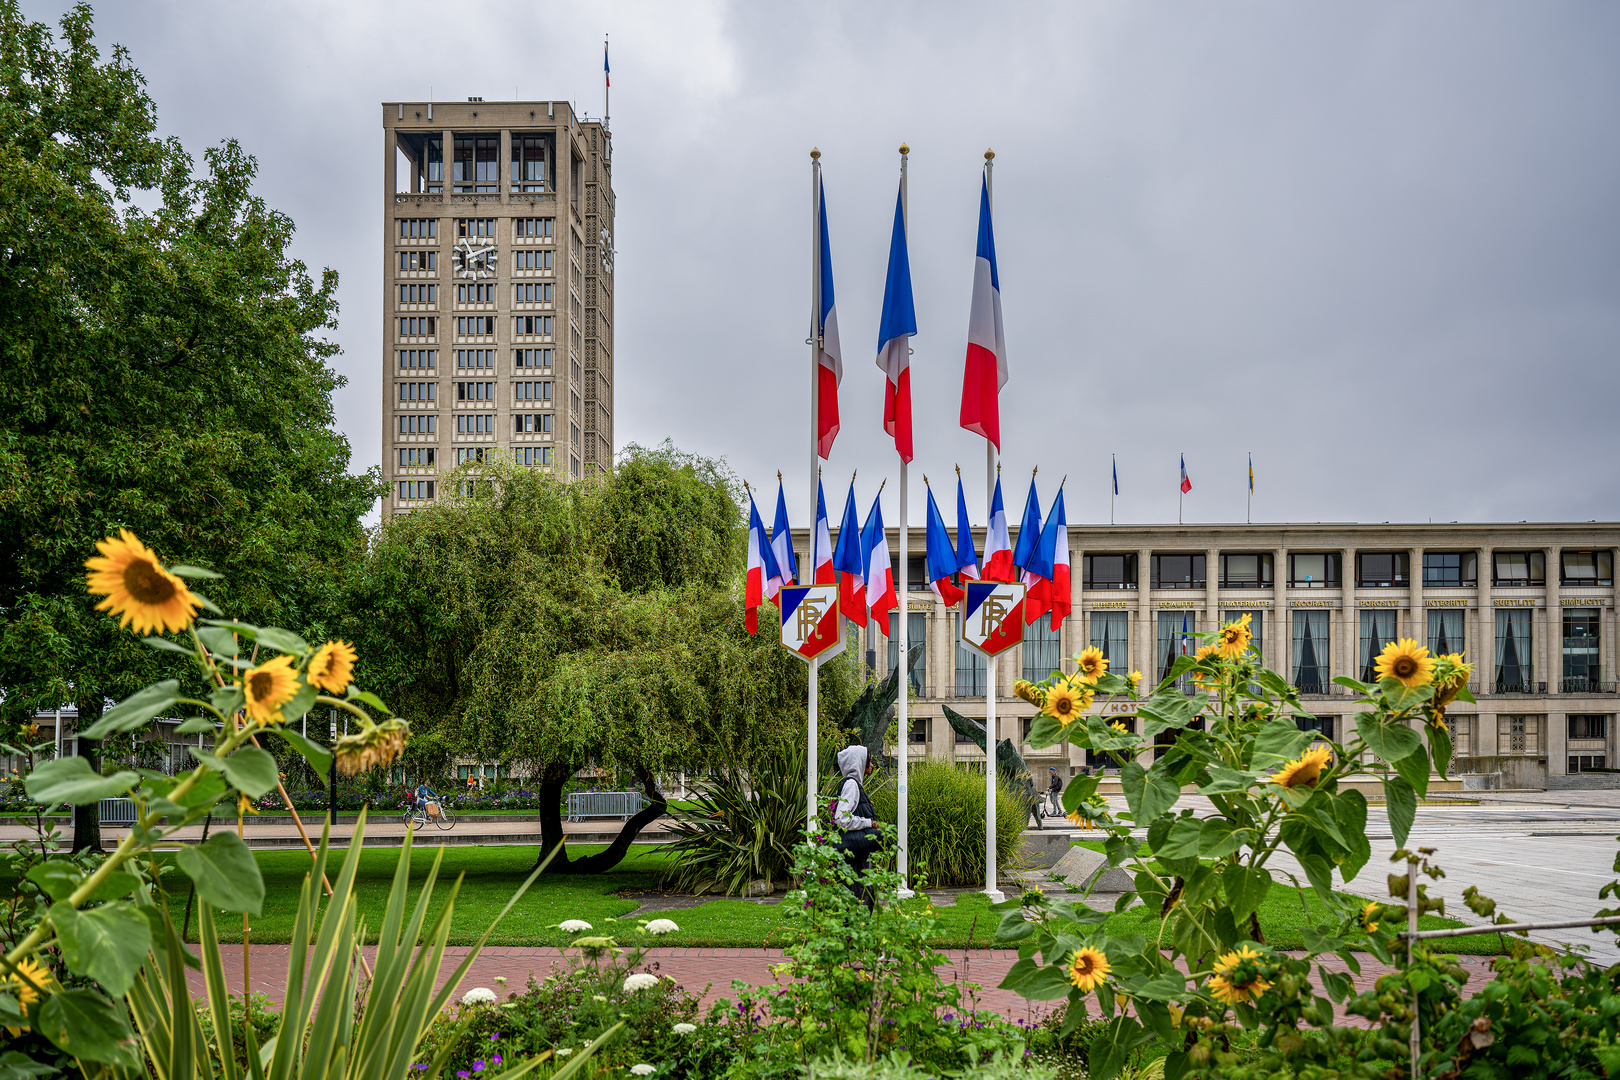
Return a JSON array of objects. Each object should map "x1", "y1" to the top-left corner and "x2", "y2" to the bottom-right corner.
[{"x1": 159, "y1": 842, "x2": 1496, "y2": 954}]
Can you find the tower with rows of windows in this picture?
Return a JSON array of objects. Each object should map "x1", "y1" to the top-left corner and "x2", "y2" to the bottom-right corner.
[{"x1": 383, "y1": 99, "x2": 614, "y2": 515}]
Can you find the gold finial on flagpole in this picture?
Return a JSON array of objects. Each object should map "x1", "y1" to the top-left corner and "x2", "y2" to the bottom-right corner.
[
  {"x1": 877, "y1": 478, "x2": 888, "y2": 494},
  {"x1": 810, "y1": 147, "x2": 820, "y2": 160},
  {"x1": 1058, "y1": 474, "x2": 1067, "y2": 489},
  {"x1": 777, "y1": 470, "x2": 782, "y2": 484},
  {"x1": 1032, "y1": 465, "x2": 1038, "y2": 478},
  {"x1": 851, "y1": 470, "x2": 857, "y2": 484},
  {"x1": 954, "y1": 463, "x2": 961, "y2": 478},
  {"x1": 899, "y1": 142, "x2": 910, "y2": 155},
  {"x1": 923, "y1": 474, "x2": 930, "y2": 488},
  {"x1": 985, "y1": 148, "x2": 994, "y2": 161}
]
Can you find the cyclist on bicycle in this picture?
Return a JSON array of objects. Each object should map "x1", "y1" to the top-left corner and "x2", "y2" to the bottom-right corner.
[{"x1": 416, "y1": 780, "x2": 439, "y2": 808}]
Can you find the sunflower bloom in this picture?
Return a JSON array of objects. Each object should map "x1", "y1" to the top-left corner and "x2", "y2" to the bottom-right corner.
[
  {"x1": 1042, "y1": 678, "x2": 1092, "y2": 728},
  {"x1": 1429, "y1": 653, "x2": 1474, "y2": 717},
  {"x1": 84, "y1": 530, "x2": 201, "y2": 635},
  {"x1": 1127, "y1": 671, "x2": 1143, "y2": 692},
  {"x1": 1068, "y1": 947, "x2": 1111, "y2": 992},
  {"x1": 1066, "y1": 808, "x2": 1100, "y2": 831},
  {"x1": 1373, "y1": 639, "x2": 1435, "y2": 689},
  {"x1": 1109, "y1": 719, "x2": 1131, "y2": 733},
  {"x1": 1216, "y1": 613, "x2": 1253, "y2": 658},
  {"x1": 1359, "y1": 902, "x2": 1381, "y2": 934},
  {"x1": 241, "y1": 655, "x2": 300, "y2": 725},
  {"x1": 1207, "y1": 945, "x2": 1271, "y2": 1006},
  {"x1": 1191, "y1": 645, "x2": 1221, "y2": 691},
  {"x1": 334, "y1": 717, "x2": 410, "y2": 776},
  {"x1": 4, "y1": 957, "x2": 52, "y2": 1035},
  {"x1": 1013, "y1": 679, "x2": 1047, "y2": 709},
  {"x1": 1074, "y1": 647, "x2": 1108, "y2": 684},
  {"x1": 308, "y1": 640, "x2": 358, "y2": 694},
  {"x1": 1270, "y1": 745, "x2": 1332, "y2": 789}
]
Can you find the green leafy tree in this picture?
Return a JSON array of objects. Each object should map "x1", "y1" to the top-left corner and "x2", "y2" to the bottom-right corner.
[
  {"x1": 0, "y1": 1, "x2": 383, "y2": 848},
  {"x1": 348, "y1": 444, "x2": 861, "y2": 873}
]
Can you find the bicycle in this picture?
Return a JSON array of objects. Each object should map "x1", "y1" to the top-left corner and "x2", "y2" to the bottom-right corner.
[{"x1": 402, "y1": 797, "x2": 456, "y2": 830}]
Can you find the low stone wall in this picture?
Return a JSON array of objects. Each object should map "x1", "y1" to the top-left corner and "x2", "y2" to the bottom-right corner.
[
  {"x1": 1547, "y1": 772, "x2": 1620, "y2": 791},
  {"x1": 1453, "y1": 755, "x2": 1547, "y2": 790}
]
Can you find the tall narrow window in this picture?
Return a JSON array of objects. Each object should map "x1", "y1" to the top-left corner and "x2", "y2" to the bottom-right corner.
[
  {"x1": 1563, "y1": 608, "x2": 1601, "y2": 693},
  {"x1": 954, "y1": 614, "x2": 986, "y2": 697},
  {"x1": 1494, "y1": 609, "x2": 1533, "y2": 692},
  {"x1": 1359, "y1": 610, "x2": 1397, "y2": 681},
  {"x1": 1022, "y1": 620, "x2": 1060, "y2": 683},
  {"x1": 1220, "y1": 610, "x2": 1263, "y2": 661},
  {"x1": 1291, "y1": 611, "x2": 1330, "y2": 693},
  {"x1": 886, "y1": 613, "x2": 927, "y2": 697},
  {"x1": 1427, "y1": 608, "x2": 1465, "y2": 660},
  {"x1": 510, "y1": 136, "x2": 549, "y2": 192},
  {"x1": 1158, "y1": 612, "x2": 1197, "y2": 690},
  {"x1": 1090, "y1": 611, "x2": 1129, "y2": 672}
]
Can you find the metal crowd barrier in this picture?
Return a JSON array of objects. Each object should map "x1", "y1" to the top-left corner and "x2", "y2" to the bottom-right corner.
[
  {"x1": 99, "y1": 798, "x2": 137, "y2": 826},
  {"x1": 566, "y1": 790, "x2": 643, "y2": 821}
]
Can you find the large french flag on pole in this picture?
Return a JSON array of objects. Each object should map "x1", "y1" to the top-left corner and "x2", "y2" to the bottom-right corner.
[
  {"x1": 981, "y1": 475, "x2": 1014, "y2": 582},
  {"x1": 954, "y1": 477, "x2": 980, "y2": 581},
  {"x1": 812, "y1": 479, "x2": 835, "y2": 585},
  {"x1": 959, "y1": 175, "x2": 1007, "y2": 449},
  {"x1": 771, "y1": 480, "x2": 797, "y2": 589},
  {"x1": 833, "y1": 483, "x2": 867, "y2": 623},
  {"x1": 924, "y1": 485, "x2": 964, "y2": 607},
  {"x1": 862, "y1": 494, "x2": 897, "y2": 630},
  {"x1": 816, "y1": 184, "x2": 843, "y2": 458},
  {"x1": 1025, "y1": 489, "x2": 1071, "y2": 629},
  {"x1": 876, "y1": 188, "x2": 917, "y2": 464},
  {"x1": 745, "y1": 492, "x2": 783, "y2": 635}
]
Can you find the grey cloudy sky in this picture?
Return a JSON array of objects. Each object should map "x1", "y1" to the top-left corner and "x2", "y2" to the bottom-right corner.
[{"x1": 48, "y1": 1, "x2": 1620, "y2": 527}]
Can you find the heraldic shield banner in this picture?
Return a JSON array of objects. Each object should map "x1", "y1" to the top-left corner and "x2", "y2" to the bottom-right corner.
[
  {"x1": 779, "y1": 584, "x2": 845, "y2": 663},
  {"x1": 960, "y1": 581, "x2": 1025, "y2": 659}
]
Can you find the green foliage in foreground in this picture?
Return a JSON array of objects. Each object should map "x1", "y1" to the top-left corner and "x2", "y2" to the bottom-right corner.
[{"x1": 868, "y1": 759, "x2": 1028, "y2": 888}]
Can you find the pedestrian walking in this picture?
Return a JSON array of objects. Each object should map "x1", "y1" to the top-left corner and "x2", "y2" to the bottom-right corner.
[
  {"x1": 1045, "y1": 767, "x2": 1064, "y2": 817},
  {"x1": 833, "y1": 744, "x2": 882, "y2": 909}
]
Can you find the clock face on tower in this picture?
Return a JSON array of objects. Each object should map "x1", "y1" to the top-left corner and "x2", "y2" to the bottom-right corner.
[
  {"x1": 599, "y1": 227, "x2": 614, "y2": 276},
  {"x1": 453, "y1": 239, "x2": 497, "y2": 279}
]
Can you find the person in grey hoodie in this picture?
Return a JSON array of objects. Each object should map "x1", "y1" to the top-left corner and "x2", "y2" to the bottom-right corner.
[{"x1": 833, "y1": 744, "x2": 881, "y2": 908}]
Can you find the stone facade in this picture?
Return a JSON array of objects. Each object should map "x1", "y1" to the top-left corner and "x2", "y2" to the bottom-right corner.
[
  {"x1": 381, "y1": 99, "x2": 614, "y2": 518},
  {"x1": 788, "y1": 521, "x2": 1619, "y2": 790}
]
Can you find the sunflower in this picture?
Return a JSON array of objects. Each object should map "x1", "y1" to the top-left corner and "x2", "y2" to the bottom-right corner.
[
  {"x1": 1042, "y1": 678, "x2": 1093, "y2": 728},
  {"x1": 1190, "y1": 645, "x2": 1221, "y2": 691},
  {"x1": 84, "y1": 530, "x2": 201, "y2": 635},
  {"x1": 1109, "y1": 719, "x2": 1131, "y2": 733},
  {"x1": 1207, "y1": 945, "x2": 1271, "y2": 1006},
  {"x1": 1013, "y1": 679, "x2": 1047, "y2": 709},
  {"x1": 1269, "y1": 745, "x2": 1332, "y2": 789},
  {"x1": 1358, "y1": 902, "x2": 1381, "y2": 934},
  {"x1": 1430, "y1": 653, "x2": 1474, "y2": 714},
  {"x1": 241, "y1": 654, "x2": 300, "y2": 725},
  {"x1": 1373, "y1": 638, "x2": 1435, "y2": 689},
  {"x1": 1127, "y1": 671, "x2": 1143, "y2": 692},
  {"x1": 334, "y1": 717, "x2": 410, "y2": 776},
  {"x1": 308, "y1": 640, "x2": 358, "y2": 694},
  {"x1": 1067, "y1": 947, "x2": 1111, "y2": 992},
  {"x1": 1216, "y1": 613, "x2": 1253, "y2": 658},
  {"x1": 4, "y1": 956, "x2": 52, "y2": 1035},
  {"x1": 1074, "y1": 647, "x2": 1109, "y2": 684},
  {"x1": 1065, "y1": 808, "x2": 1100, "y2": 831}
]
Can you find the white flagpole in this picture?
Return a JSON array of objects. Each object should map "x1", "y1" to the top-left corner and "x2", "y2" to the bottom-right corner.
[
  {"x1": 896, "y1": 143, "x2": 913, "y2": 899},
  {"x1": 982, "y1": 149, "x2": 1004, "y2": 903},
  {"x1": 807, "y1": 148, "x2": 822, "y2": 831}
]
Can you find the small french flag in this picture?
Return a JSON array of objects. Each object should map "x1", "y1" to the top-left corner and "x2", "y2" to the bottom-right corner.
[
  {"x1": 981, "y1": 475, "x2": 1014, "y2": 583},
  {"x1": 745, "y1": 492, "x2": 782, "y2": 635},
  {"x1": 1180, "y1": 455, "x2": 1192, "y2": 495},
  {"x1": 862, "y1": 494, "x2": 897, "y2": 630},
  {"x1": 812, "y1": 479, "x2": 835, "y2": 585},
  {"x1": 953, "y1": 477, "x2": 980, "y2": 582},
  {"x1": 770, "y1": 481, "x2": 796, "y2": 591},
  {"x1": 833, "y1": 482, "x2": 867, "y2": 623},
  {"x1": 924, "y1": 484, "x2": 964, "y2": 607},
  {"x1": 959, "y1": 174, "x2": 1008, "y2": 449}
]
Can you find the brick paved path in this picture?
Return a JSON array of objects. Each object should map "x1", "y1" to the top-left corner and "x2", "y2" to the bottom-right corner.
[{"x1": 190, "y1": 944, "x2": 1499, "y2": 1026}]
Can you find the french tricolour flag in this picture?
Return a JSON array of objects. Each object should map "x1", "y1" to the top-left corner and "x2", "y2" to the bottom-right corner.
[
  {"x1": 1025, "y1": 489, "x2": 1070, "y2": 629},
  {"x1": 954, "y1": 477, "x2": 980, "y2": 581},
  {"x1": 812, "y1": 479, "x2": 835, "y2": 585},
  {"x1": 770, "y1": 481, "x2": 796, "y2": 590},
  {"x1": 862, "y1": 493, "x2": 897, "y2": 630},
  {"x1": 1180, "y1": 455, "x2": 1192, "y2": 494},
  {"x1": 959, "y1": 175, "x2": 1008, "y2": 449},
  {"x1": 981, "y1": 475, "x2": 1013, "y2": 582},
  {"x1": 745, "y1": 492, "x2": 783, "y2": 635},
  {"x1": 876, "y1": 187, "x2": 917, "y2": 464},
  {"x1": 833, "y1": 482, "x2": 867, "y2": 623},
  {"x1": 816, "y1": 184, "x2": 843, "y2": 459},
  {"x1": 924, "y1": 485, "x2": 964, "y2": 607}
]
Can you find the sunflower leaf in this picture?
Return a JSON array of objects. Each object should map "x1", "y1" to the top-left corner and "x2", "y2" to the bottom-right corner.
[
  {"x1": 25, "y1": 758, "x2": 138, "y2": 806},
  {"x1": 174, "y1": 833, "x2": 263, "y2": 915},
  {"x1": 1250, "y1": 718, "x2": 1314, "y2": 770},
  {"x1": 38, "y1": 989, "x2": 141, "y2": 1068},
  {"x1": 281, "y1": 680, "x2": 319, "y2": 723},
  {"x1": 141, "y1": 635, "x2": 195, "y2": 656},
  {"x1": 168, "y1": 565, "x2": 223, "y2": 580},
  {"x1": 1355, "y1": 713, "x2": 1422, "y2": 763},
  {"x1": 175, "y1": 715, "x2": 217, "y2": 735},
  {"x1": 1119, "y1": 761, "x2": 1179, "y2": 824},
  {"x1": 210, "y1": 684, "x2": 244, "y2": 715},
  {"x1": 191, "y1": 746, "x2": 277, "y2": 798},
  {"x1": 78, "y1": 680, "x2": 180, "y2": 739},
  {"x1": 189, "y1": 591, "x2": 224, "y2": 616},
  {"x1": 255, "y1": 627, "x2": 310, "y2": 655},
  {"x1": 1384, "y1": 775, "x2": 1417, "y2": 848},
  {"x1": 195, "y1": 626, "x2": 240, "y2": 657},
  {"x1": 52, "y1": 900, "x2": 150, "y2": 997},
  {"x1": 344, "y1": 689, "x2": 393, "y2": 715},
  {"x1": 1427, "y1": 722, "x2": 1454, "y2": 781},
  {"x1": 273, "y1": 727, "x2": 333, "y2": 783},
  {"x1": 1391, "y1": 746, "x2": 1431, "y2": 799}
]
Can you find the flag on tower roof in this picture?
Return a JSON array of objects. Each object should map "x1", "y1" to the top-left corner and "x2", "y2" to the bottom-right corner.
[
  {"x1": 833, "y1": 482, "x2": 867, "y2": 623},
  {"x1": 876, "y1": 186, "x2": 916, "y2": 464},
  {"x1": 981, "y1": 475, "x2": 1013, "y2": 582},
  {"x1": 816, "y1": 183, "x2": 843, "y2": 458},
  {"x1": 959, "y1": 174, "x2": 1008, "y2": 449},
  {"x1": 745, "y1": 492, "x2": 782, "y2": 635},
  {"x1": 924, "y1": 484, "x2": 964, "y2": 607},
  {"x1": 1180, "y1": 454, "x2": 1192, "y2": 495}
]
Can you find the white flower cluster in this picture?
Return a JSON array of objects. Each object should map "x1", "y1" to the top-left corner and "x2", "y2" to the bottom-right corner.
[
  {"x1": 622, "y1": 973, "x2": 660, "y2": 993},
  {"x1": 460, "y1": 987, "x2": 497, "y2": 1006},
  {"x1": 671, "y1": 1023, "x2": 697, "y2": 1035},
  {"x1": 643, "y1": 919, "x2": 679, "y2": 935},
  {"x1": 631, "y1": 1066, "x2": 656, "y2": 1076},
  {"x1": 558, "y1": 919, "x2": 593, "y2": 933}
]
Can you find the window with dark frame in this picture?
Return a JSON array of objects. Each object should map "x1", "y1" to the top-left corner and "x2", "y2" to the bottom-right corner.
[
  {"x1": 1082, "y1": 553, "x2": 1137, "y2": 589},
  {"x1": 1561, "y1": 551, "x2": 1614, "y2": 586},
  {"x1": 1492, "y1": 551, "x2": 1545, "y2": 586},
  {"x1": 1287, "y1": 553, "x2": 1340, "y2": 588},
  {"x1": 509, "y1": 136, "x2": 549, "y2": 192},
  {"x1": 1568, "y1": 714, "x2": 1608, "y2": 740},
  {"x1": 1219, "y1": 553, "x2": 1272, "y2": 588},
  {"x1": 1150, "y1": 554, "x2": 1205, "y2": 589},
  {"x1": 1423, "y1": 551, "x2": 1477, "y2": 587},
  {"x1": 1562, "y1": 608, "x2": 1602, "y2": 692},
  {"x1": 453, "y1": 137, "x2": 499, "y2": 192},
  {"x1": 1357, "y1": 552, "x2": 1408, "y2": 587}
]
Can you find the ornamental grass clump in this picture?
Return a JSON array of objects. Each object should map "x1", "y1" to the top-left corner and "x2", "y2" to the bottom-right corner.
[{"x1": 989, "y1": 613, "x2": 1506, "y2": 1080}]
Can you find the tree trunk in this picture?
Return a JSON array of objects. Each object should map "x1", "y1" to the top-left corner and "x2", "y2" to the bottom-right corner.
[
  {"x1": 71, "y1": 698, "x2": 103, "y2": 854},
  {"x1": 533, "y1": 766, "x2": 668, "y2": 875}
]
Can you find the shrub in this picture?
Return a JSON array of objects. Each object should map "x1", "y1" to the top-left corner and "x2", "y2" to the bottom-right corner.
[
  {"x1": 661, "y1": 744, "x2": 811, "y2": 896},
  {"x1": 868, "y1": 759, "x2": 1027, "y2": 887}
]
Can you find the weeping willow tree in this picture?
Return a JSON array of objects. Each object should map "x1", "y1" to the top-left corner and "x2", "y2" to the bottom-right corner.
[{"x1": 349, "y1": 442, "x2": 861, "y2": 873}]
